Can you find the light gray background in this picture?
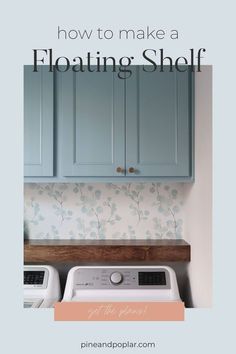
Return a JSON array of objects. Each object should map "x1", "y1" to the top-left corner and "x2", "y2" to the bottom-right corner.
[{"x1": 0, "y1": 0, "x2": 235, "y2": 353}]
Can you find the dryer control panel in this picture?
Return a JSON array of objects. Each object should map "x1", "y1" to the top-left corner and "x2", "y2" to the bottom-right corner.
[
  {"x1": 73, "y1": 267, "x2": 171, "y2": 289},
  {"x1": 24, "y1": 267, "x2": 49, "y2": 289},
  {"x1": 24, "y1": 265, "x2": 61, "y2": 308}
]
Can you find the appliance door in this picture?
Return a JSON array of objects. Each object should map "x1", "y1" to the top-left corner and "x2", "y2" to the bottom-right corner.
[{"x1": 24, "y1": 298, "x2": 43, "y2": 308}]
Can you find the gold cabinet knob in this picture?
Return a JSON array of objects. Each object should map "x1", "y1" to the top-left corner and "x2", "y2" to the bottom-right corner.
[
  {"x1": 128, "y1": 167, "x2": 135, "y2": 173},
  {"x1": 116, "y1": 167, "x2": 124, "y2": 173}
]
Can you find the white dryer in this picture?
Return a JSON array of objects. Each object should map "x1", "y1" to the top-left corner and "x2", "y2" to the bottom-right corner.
[{"x1": 24, "y1": 265, "x2": 61, "y2": 308}]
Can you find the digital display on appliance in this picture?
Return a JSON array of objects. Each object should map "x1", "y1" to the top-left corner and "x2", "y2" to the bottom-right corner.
[
  {"x1": 138, "y1": 271, "x2": 166, "y2": 285},
  {"x1": 24, "y1": 271, "x2": 45, "y2": 285}
]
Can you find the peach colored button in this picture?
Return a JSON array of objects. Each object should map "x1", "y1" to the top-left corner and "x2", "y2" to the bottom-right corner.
[{"x1": 54, "y1": 302, "x2": 184, "y2": 321}]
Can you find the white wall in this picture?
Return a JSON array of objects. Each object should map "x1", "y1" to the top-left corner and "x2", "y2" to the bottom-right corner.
[{"x1": 184, "y1": 66, "x2": 212, "y2": 307}]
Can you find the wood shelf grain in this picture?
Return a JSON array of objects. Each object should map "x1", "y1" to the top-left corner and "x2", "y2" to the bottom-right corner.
[{"x1": 24, "y1": 239, "x2": 190, "y2": 263}]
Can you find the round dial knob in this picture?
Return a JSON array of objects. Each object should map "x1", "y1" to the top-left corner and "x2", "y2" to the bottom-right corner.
[{"x1": 110, "y1": 272, "x2": 123, "y2": 285}]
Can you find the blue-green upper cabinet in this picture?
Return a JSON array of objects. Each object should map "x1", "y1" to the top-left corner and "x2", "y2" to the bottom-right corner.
[
  {"x1": 58, "y1": 67, "x2": 125, "y2": 177},
  {"x1": 24, "y1": 66, "x2": 54, "y2": 177},
  {"x1": 126, "y1": 66, "x2": 193, "y2": 177}
]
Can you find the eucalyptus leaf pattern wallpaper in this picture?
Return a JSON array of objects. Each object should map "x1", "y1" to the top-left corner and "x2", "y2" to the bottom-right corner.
[{"x1": 24, "y1": 183, "x2": 185, "y2": 240}]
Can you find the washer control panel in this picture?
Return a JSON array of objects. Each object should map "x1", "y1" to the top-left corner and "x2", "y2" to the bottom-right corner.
[
  {"x1": 74, "y1": 268, "x2": 171, "y2": 289},
  {"x1": 110, "y1": 272, "x2": 123, "y2": 285}
]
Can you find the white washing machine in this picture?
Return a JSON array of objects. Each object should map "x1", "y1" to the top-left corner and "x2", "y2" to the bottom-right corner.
[
  {"x1": 63, "y1": 266, "x2": 180, "y2": 302},
  {"x1": 24, "y1": 265, "x2": 61, "y2": 308}
]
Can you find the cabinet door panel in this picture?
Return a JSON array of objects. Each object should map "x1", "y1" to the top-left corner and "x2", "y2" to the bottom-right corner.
[
  {"x1": 24, "y1": 66, "x2": 54, "y2": 176},
  {"x1": 126, "y1": 66, "x2": 192, "y2": 177},
  {"x1": 60, "y1": 68, "x2": 125, "y2": 176}
]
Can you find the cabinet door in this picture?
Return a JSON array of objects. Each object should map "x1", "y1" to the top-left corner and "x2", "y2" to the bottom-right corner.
[
  {"x1": 126, "y1": 66, "x2": 193, "y2": 177},
  {"x1": 59, "y1": 68, "x2": 125, "y2": 177},
  {"x1": 24, "y1": 66, "x2": 54, "y2": 177}
]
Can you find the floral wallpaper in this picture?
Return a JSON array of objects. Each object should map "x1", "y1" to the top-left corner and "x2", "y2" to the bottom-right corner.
[{"x1": 24, "y1": 183, "x2": 185, "y2": 240}]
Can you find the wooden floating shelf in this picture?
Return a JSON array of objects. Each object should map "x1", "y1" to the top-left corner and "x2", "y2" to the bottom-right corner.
[{"x1": 24, "y1": 239, "x2": 190, "y2": 263}]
